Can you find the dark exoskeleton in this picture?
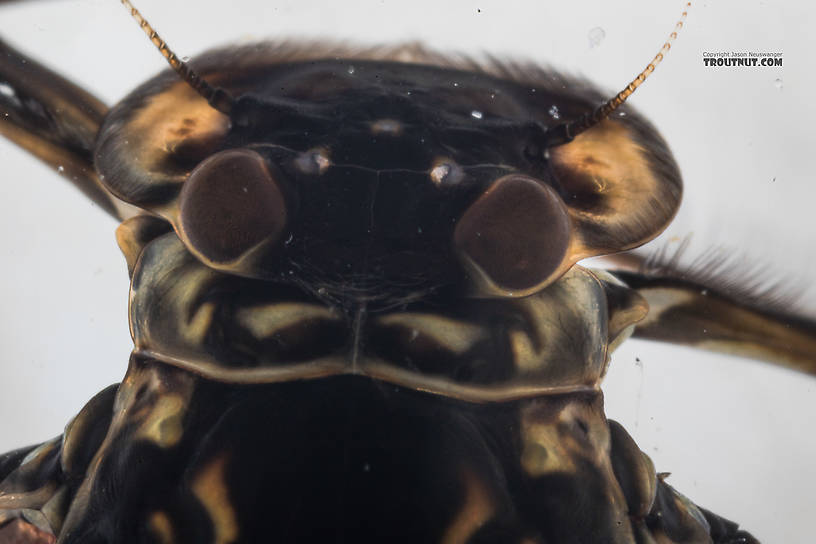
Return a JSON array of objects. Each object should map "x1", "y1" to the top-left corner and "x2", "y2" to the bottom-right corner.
[{"x1": 1, "y1": 3, "x2": 814, "y2": 543}]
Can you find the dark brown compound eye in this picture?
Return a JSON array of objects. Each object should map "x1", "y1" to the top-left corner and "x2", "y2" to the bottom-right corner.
[
  {"x1": 179, "y1": 149, "x2": 289, "y2": 267},
  {"x1": 454, "y1": 175, "x2": 572, "y2": 294}
]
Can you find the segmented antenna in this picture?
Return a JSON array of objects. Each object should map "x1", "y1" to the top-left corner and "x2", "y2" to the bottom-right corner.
[
  {"x1": 120, "y1": 0, "x2": 234, "y2": 115},
  {"x1": 545, "y1": 2, "x2": 690, "y2": 147}
]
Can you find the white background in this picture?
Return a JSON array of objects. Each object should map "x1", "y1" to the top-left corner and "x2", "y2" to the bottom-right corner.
[{"x1": 0, "y1": 1, "x2": 814, "y2": 542}]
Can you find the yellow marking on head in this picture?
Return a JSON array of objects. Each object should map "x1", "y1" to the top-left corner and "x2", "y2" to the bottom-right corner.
[
  {"x1": 191, "y1": 454, "x2": 239, "y2": 544},
  {"x1": 182, "y1": 301, "x2": 216, "y2": 345},
  {"x1": 441, "y1": 469, "x2": 496, "y2": 544},
  {"x1": 508, "y1": 329, "x2": 538, "y2": 373},
  {"x1": 236, "y1": 303, "x2": 339, "y2": 340},
  {"x1": 553, "y1": 122, "x2": 657, "y2": 221},
  {"x1": 376, "y1": 313, "x2": 486, "y2": 355},
  {"x1": 550, "y1": 120, "x2": 680, "y2": 254},
  {"x1": 136, "y1": 394, "x2": 186, "y2": 448},
  {"x1": 155, "y1": 262, "x2": 221, "y2": 347},
  {"x1": 130, "y1": 82, "x2": 230, "y2": 175}
]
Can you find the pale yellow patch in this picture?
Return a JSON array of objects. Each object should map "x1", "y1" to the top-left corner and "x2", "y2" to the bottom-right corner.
[
  {"x1": 129, "y1": 83, "x2": 230, "y2": 175},
  {"x1": 148, "y1": 511, "x2": 175, "y2": 544},
  {"x1": 236, "y1": 303, "x2": 338, "y2": 339},
  {"x1": 549, "y1": 119, "x2": 679, "y2": 256},
  {"x1": 520, "y1": 434, "x2": 571, "y2": 477},
  {"x1": 136, "y1": 394, "x2": 186, "y2": 448},
  {"x1": 550, "y1": 121, "x2": 657, "y2": 222},
  {"x1": 376, "y1": 313, "x2": 485, "y2": 355},
  {"x1": 441, "y1": 470, "x2": 496, "y2": 544},
  {"x1": 181, "y1": 300, "x2": 216, "y2": 346},
  {"x1": 508, "y1": 329, "x2": 537, "y2": 372},
  {"x1": 191, "y1": 454, "x2": 239, "y2": 544},
  {"x1": 636, "y1": 287, "x2": 695, "y2": 327}
]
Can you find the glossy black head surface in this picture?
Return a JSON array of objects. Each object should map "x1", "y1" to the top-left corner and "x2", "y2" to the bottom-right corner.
[{"x1": 97, "y1": 44, "x2": 681, "y2": 307}]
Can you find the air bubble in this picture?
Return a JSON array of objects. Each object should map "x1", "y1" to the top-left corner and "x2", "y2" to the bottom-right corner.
[
  {"x1": 0, "y1": 82, "x2": 15, "y2": 97},
  {"x1": 548, "y1": 105, "x2": 560, "y2": 119},
  {"x1": 470, "y1": 110, "x2": 483, "y2": 119},
  {"x1": 347, "y1": 65, "x2": 356, "y2": 75},
  {"x1": 588, "y1": 27, "x2": 606, "y2": 48},
  {"x1": 57, "y1": 165, "x2": 65, "y2": 173}
]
